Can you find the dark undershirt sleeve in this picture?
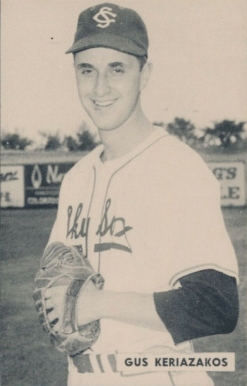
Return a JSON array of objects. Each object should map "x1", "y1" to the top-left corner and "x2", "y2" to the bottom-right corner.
[{"x1": 153, "y1": 269, "x2": 239, "y2": 344}]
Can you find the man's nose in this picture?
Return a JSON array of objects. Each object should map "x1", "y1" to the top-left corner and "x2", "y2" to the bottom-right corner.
[{"x1": 93, "y1": 73, "x2": 111, "y2": 97}]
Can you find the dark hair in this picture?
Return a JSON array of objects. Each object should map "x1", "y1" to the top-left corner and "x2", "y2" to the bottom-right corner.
[{"x1": 136, "y1": 55, "x2": 147, "y2": 70}]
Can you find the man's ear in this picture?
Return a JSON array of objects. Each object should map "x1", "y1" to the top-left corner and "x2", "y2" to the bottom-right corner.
[{"x1": 140, "y1": 62, "x2": 153, "y2": 91}]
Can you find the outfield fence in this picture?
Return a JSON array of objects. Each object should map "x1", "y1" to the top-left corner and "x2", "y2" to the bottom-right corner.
[{"x1": 1, "y1": 150, "x2": 246, "y2": 208}]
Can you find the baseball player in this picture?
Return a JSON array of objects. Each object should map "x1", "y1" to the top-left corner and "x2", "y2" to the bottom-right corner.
[{"x1": 34, "y1": 3, "x2": 239, "y2": 386}]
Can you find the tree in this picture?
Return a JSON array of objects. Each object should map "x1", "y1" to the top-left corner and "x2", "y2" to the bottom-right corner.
[
  {"x1": 64, "y1": 135, "x2": 79, "y2": 151},
  {"x1": 40, "y1": 131, "x2": 63, "y2": 150},
  {"x1": 63, "y1": 123, "x2": 99, "y2": 151},
  {"x1": 166, "y1": 118, "x2": 197, "y2": 146},
  {"x1": 77, "y1": 129, "x2": 97, "y2": 151},
  {"x1": 1, "y1": 132, "x2": 32, "y2": 150},
  {"x1": 203, "y1": 120, "x2": 246, "y2": 148}
]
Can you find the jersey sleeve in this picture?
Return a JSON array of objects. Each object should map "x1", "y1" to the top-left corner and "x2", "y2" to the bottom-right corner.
[
  {"x1": 153, "y1": 269, "x2": 239, "y2": 344},
  {"x1": 156, "y1": 145, "x2": 239, "y2": 287}
]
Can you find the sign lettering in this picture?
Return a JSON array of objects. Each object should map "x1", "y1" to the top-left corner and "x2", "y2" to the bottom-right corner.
[
  {"x1": 208, "y1": 162, "x2": 245, "y2": 206},
  {"x1": 46, "y1": 165, "x2": 66, "y2": 184},
  {"x1": 0, "y1": 191, "x2": 11, "y2": 202},
  {"x1": 25, "y1": 163, "x2": 74, "y2": 207},
  {"x1": 0, "y1": 171, "x2": 18, "y2": 182},
  {"x1": 0, "y1": 166, "x2": 24, "y2": 207}
]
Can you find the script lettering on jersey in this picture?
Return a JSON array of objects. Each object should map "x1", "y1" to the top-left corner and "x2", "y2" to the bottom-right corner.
[
  {"x1": 67, "y1": 203, "x2": 90, "y2": 240},
  {"x1": 95, "y1": 198, "x2": 133, "y2": 253}
]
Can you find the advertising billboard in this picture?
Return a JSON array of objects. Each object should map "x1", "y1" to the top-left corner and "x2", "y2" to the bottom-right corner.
[
  {"x1": 1, "y1": 161, "x2": 245, "y2": 208},
  {"x1": 209, "y1": 161, "x2": 245, "y2": 207},
  {"x1": 0, "y1": 165, "x2": 25, "y2": 207},
  {"x1": 25, "y1": 163, "x2": 74, "y2": 206}
]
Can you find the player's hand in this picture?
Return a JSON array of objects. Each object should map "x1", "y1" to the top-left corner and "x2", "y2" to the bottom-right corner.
[
  {"x1": 77, "y1": 281, "x2": 102, "y2": 326},
  {"x1": 45, "y1": 280, "x2": 102, "y2": 331}
]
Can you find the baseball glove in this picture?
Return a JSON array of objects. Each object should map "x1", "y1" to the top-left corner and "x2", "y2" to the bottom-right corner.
[{"x1": 33, "y1": 242, "x2": 104, "y2": 356}]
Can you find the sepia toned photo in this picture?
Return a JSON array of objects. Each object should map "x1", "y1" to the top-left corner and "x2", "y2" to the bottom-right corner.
[{"x1": 1, "y1": 1, "x2": 246, "y2": 385}]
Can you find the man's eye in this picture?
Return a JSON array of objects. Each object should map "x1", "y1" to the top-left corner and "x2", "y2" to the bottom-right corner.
[
  {"x1": 111, "y1": 68, "x2": 125, "y2": 75},
  {"x1": 81, "y1": 69, "x2": 94, "y2": 76}
]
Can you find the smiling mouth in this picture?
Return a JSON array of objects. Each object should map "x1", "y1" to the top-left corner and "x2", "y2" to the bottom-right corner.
[{"x1": 93, "y1": 100, "x2": 116, "y2": 108}]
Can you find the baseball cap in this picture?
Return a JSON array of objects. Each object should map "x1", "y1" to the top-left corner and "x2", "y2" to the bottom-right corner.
[{"x1": 65, "y1": 3, "x2": 149, "y2": 57}]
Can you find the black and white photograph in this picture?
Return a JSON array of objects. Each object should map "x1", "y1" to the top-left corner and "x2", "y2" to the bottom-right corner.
[{"x1": 1, "y1": 1, "x2": 247, "y2": 385}]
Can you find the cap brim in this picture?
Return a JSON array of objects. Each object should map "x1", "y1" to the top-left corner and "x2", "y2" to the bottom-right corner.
[{"x1": 65, "y1": 33, "x2": 146, "y2": 57}]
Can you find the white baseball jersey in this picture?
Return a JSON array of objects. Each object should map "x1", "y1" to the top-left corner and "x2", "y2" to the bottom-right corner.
[{"x1": 48, "y1": 127, "x2": 238, "y2": 385}]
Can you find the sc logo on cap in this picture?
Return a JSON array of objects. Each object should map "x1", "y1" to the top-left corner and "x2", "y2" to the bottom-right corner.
[{"x1": 93, "y1": 7, "x2": 117, "y2": 28}]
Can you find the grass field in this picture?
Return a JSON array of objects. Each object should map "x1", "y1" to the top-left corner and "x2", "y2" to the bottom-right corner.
[{"x1": 1, "y1": 207, "x2": 246, "y2": 386}]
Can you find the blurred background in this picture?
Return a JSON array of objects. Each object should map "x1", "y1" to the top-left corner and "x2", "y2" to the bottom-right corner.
[{"x1": 1, "y1": 0, "x2": 247, "y2": 148}]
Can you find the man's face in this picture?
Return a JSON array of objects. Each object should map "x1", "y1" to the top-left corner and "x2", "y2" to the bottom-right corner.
[{"x1": 74, "y1": 48, "x2": 148, "y2": 131}]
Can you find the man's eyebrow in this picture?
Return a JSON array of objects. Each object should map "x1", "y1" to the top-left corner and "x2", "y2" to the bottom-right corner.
[
  {"x1": 75, "y1": 61, "x2": 127, "y2": 69},
  {"x1": 108, "y1": 62, "x2": 125, "y2": 68},
  {"x1": 76, "y1": 63, "x2": 95, "y2": 69}
]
